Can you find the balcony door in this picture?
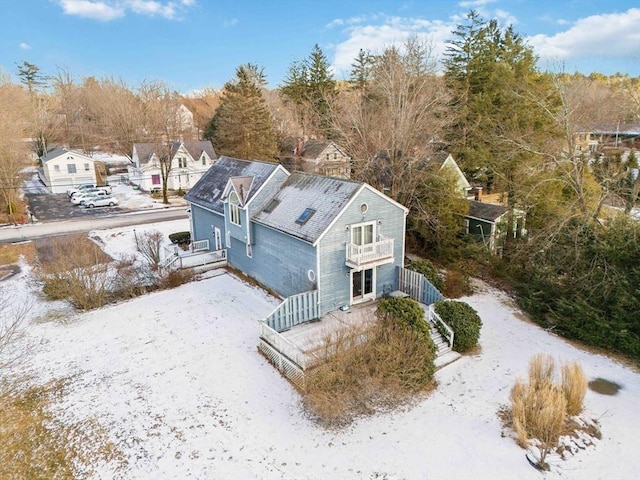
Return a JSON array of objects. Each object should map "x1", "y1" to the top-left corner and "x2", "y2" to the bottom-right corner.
[
  {"x1": 351, "y1": 222, "x2": 375, "y2": 246},
  {"x1": 351, "y1": 268, "x2": 375, "y2": 304}
]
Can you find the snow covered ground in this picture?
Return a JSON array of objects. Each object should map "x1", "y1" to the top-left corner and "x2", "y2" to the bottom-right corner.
[{"x1": 3, "y1": 219, "x2": 639, "y2": 480}]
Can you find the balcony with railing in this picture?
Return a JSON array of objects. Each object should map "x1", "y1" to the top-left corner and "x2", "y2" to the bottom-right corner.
[{"x1": 345, "y1": 236, "x2": 394, "y2": 270}]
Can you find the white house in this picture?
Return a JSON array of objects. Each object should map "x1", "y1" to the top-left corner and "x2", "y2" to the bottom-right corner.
[
  {"x1": 129, "y1": 140, "x2": 217, "y2": 192},
  {"x1": 39, "y1": 148, "x2": 98, "y2": 194}
]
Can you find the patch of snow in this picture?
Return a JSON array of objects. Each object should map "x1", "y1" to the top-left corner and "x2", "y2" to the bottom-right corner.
[{"x1": 2, "y1": 221, "x2": 639, "y2": 479}]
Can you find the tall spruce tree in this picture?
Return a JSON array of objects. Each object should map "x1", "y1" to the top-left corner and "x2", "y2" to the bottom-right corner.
[
  {"x1": 280, "y1": 44, "x2": 336, "y2": 138},
  {"x1": 444, "y1": 10, "x2": 559, "y2": 246},
  {"x1": 205, "y1": 64, "x2": 277, "y2": 161}
]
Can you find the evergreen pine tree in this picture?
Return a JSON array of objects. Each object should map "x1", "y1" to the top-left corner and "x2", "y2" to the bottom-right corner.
[{"x1": 205, "y1": 64, "x2": 277, "y2": 161}]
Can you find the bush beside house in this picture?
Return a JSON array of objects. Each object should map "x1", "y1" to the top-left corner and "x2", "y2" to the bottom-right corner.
[{"x1": 434, "y1": 300, "x2": 482, "y2": 353}]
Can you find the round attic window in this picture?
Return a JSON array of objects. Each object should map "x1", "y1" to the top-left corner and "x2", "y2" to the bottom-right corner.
[
  {"x1": 360, "y1": 203, "x2": 368, "y2": 214},
  {"x1": 308, "y1": 269, "x2": 316, "y2": 282}
]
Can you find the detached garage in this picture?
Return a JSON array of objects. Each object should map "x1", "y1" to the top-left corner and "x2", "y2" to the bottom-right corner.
[{"x1": 39, "y1": 148, "x2": 99, "y2": 194}]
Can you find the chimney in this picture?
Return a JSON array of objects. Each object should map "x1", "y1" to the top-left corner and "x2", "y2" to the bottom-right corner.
[{"x1": 474, "y1": 186, "x2": 483, "y2": 201}]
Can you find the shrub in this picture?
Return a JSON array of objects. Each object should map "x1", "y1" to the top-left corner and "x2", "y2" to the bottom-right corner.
[
  {"x1": 169, "y1": 231, "x2": 190, "y2": 245},
  {"x1": 406, "y1": 259, "x2": 444, "y2": 293},
  {"x1": 561, "y1": 361, "x2": 587, "y2": 416},
  {"x1": 509, "y1": 355, "x2": 587, "y2": 471},
  {"x1": 134, "y1": 229, "x2": 164, "y2": 268},
  {"x1": 304, "y1": 310, "x2": 436, "y2": 426},
  {"x1": 434, "y1": 300, "x2": 482, "y2": 353},
  {"x1": 443, "y1": 269, "x2": 473, "y2": 298},
  {"x1": 377, "y1": 297, "x2": 431, "y2": 345},
  {"x1": 177, "y1": 187, "x2": 185, "y2": 196}
]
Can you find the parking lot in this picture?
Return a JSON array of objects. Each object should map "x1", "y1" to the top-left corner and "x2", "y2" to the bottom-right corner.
[{"x1": 26, "y1": 192, "x2": 122, "y2": 221}]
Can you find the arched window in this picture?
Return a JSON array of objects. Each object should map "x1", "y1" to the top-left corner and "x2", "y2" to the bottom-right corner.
[{"x1": 229, "y1": 191, "x2": 242, "y2": 226}]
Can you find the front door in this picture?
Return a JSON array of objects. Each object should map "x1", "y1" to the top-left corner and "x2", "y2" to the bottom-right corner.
[
  {"x1": 351, "y1": 268, "x2": 375, "y2": 304},
  {"x1": 213, "y1": 227, "x2": 222, "y2": 250}
]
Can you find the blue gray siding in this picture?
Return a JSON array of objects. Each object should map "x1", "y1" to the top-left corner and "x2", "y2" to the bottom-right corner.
[
  {"x1": 317, "y1": 187, "x2": 406, "y2": 315},
  {"x1": 231, "y1": 223, "x2": 317, "y2": 298},
  {"x1": 191, "y1": 204, "x2": 225, "y2": 246}
]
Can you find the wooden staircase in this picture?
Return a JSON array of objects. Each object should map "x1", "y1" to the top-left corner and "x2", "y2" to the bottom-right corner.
[{"x1": 427, "y1": 318, "x2": 461, "y2": 369}]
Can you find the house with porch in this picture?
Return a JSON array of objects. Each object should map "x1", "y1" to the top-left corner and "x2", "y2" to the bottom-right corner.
[
  {"x1": 184, "y1": 156, "x2": 456, "y2": 387},
  {"x1": 129, "y1": 140, "x2": 216, "y2": 192}
]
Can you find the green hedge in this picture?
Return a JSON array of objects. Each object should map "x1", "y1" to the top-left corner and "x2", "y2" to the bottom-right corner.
[
  {"x1": 434, "y1": 300, "x2": 482, "y2": 353},
  {"x1": 169, "y1": 231, "x2": 190, "y2": 245},
  {"x1": 377, "y1": 297, "x2": 432, "y2": 347}
]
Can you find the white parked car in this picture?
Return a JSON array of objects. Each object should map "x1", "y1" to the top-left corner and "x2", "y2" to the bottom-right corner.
[
  {"x1": 68, "y1": 184, "x2": 111, "y2": 198},
  {"x1": 71, "y1": 190, "x2": 110, "y2": 205},
  {"x1": 83, "y1": 195, "x2": 119, "y2": 208},
  {"x1": 67, "y1": 183, "x2": 96, "y2": 197}
]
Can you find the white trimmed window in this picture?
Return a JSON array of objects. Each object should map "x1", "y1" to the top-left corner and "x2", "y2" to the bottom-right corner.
[{"x1": 229, "y1": 191, "x2": 242, "y2": 226}]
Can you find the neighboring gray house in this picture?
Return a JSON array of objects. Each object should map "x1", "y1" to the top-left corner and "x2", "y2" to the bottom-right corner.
[
  {"x1": 184, "y1": 156, "x2": 408, "y2": 316},
  {"x1": 279, "y1": 138, "x2": 351, "y2": 179}
]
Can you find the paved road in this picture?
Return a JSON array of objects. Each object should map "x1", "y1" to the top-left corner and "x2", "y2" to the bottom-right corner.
[{"x1": 0, "y1": 208, "x2": 189, "y2": 243}]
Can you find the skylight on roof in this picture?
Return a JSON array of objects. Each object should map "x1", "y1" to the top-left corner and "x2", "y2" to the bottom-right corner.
[
  {"x1": 263, "y1": 199, "x2": 279, "y2": 213},
  {"x1": 296, "y1": 208, "x2": 316, "y2": 225}
]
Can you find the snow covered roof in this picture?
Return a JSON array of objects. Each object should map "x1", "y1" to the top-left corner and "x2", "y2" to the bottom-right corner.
[
  {"x1": 252, "y1": 172, "x2": 362, "y2": 243},
  {"x1": 185, "y1": 156, "x2": 280, "y2": 214}
]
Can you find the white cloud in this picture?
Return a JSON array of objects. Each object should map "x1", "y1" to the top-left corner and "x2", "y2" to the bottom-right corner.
[
  {"x1": 527, "y1": 8, "x2": 640, "y2": 62},
  {"x1": 57, "y1": 0, "x2": 196, "y2": 21},
  {"x1": 458, "y1": 0, "x2": 497, "y2": 8},
  {"x1": 128, "y1": 0, "x2": 176, "y2": 19},
  {"x1": 19, "y1": 42, "x2": 32, "y2": 50},
  {"x1": 58, "y1": 0, "x2": 124, "y2": 21},
  {"x1": 331, "y1": 16, "x2": 453, "y2": 79}
]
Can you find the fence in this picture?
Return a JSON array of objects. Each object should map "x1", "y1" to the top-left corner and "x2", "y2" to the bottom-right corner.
[
  {"x1": 397, "y1": 266, "x2": 443, "y2": 305},
  {"x1": 265, "y1": 290, "x2": 319, "y2": 332},
  {"x1": 160, "y1": 244, "x2": 227, "y2": 273}
]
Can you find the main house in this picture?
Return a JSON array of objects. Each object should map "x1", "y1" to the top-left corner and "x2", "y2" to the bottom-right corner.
[
  {"x1": 39, "y1": 148, "x2": 104, "y2": 194},
  {"x1": 184, "y1": 156, "x2": 407, "y2": 316},
  {"x1": 129, "y1": 140, "x2": 216, "y2": 192}
]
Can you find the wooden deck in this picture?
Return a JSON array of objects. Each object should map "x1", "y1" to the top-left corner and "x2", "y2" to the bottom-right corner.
[{"x1": 279, "y1": 301, "x2": 378, "y2": 357}]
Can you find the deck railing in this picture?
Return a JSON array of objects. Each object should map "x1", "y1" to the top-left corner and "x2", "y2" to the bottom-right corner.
[
  {"x1": 265, "y1": 290, "x2": 319, "y2": 332},
  {"x1": 259, "y1": 322, "x2": 309, "y2": 370},
  {"x1": 159, "y1": 241, "x2": 226, "y2": 273},
  {"x1": 191, "y1": 239, "x2": 209, "y2": 252},
  {"x1": 345, "y1": 237, "x2": 394, "y2": 268}
]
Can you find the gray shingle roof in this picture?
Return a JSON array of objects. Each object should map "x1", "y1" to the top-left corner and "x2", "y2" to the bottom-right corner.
[
  {"x1": 134, "y1": 140, "x2": 216, "y2": 165},
  {"x1": 252, "y1": 172, "x2": 362, "y2": 244},
  {"x1": 184, "y1": 156, "x2": 280, "y2": 214},
  {"x1": 302, "y1": 139, "x2": 331, "y2": 159},
  {"x1": 133, "y1": 143, "x2": 156, "y2": 164},
  {"x1": 182, "y1": 140, "x2": 216, "y2": 160},
  {"x1": 467, "y1": 200, "x2": 508, "y2": 222},
  {"x1": 41, "y1": 147, "x2": 91, "y2": 163}
]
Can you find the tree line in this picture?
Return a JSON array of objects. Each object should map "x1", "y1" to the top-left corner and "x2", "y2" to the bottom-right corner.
[{"x1": 1, "y1": 10, "x2": 638, "y2": 359}]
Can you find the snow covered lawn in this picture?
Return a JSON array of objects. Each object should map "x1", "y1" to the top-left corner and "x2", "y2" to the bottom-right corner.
[{"x1": 4, "y1": 221, "x2": 639, "y2": 479}]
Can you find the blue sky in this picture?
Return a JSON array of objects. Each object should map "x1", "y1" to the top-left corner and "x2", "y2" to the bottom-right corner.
[{"x1": 0, "y1": 0, "x2": 638, "y2": 93}]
